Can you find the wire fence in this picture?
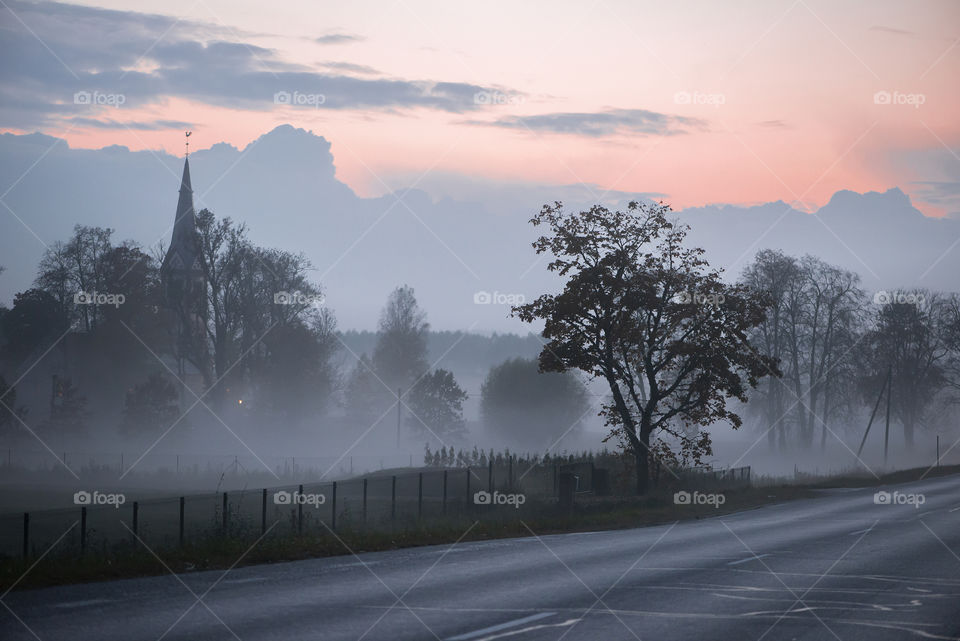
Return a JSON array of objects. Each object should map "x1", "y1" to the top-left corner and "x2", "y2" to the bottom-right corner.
[{"x1": 0, "y1": 461, "x2": 752, "y2": 559}]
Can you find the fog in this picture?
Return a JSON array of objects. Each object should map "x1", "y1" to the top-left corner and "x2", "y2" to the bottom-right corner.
[{"x1": 2, "y1": 132, "x2": 960, "y2": 511}]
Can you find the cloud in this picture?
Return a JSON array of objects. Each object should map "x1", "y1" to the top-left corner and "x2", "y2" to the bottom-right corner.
[
  {"x1": 315, "y1": 33, "x2": 364, "y2": 45},
  {"x1": 318, "y1": 61, "x2": 380, "y2": 75},
  {"x1": 757, "y1": 119, "x2": 789, "y2": 128},
  {"x1": 66, "y1": 117, "x2": 193, "y2": 130},
  {"x1": 0, "y1": 0, "x2": 515, "y2": 129},
  {"x1": 2, "y1": 127, "x2": 958, "y2": 331},
  {"x1": 465, "y1": 108, "x2": 708, "y2": 137},
  {"x1": 895, "y1": 147, "x2": 960, "y2": 217}
]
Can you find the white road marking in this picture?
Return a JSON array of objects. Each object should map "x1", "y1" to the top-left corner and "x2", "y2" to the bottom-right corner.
[
  {"x1": 53, "y1": 599, "x2": 114, "y2": 609},
  {"x1": 728, "y1": 554, "x2": 770, "y2": 566},
  {"x1": 949, "y1": 506, "x2": 960, "y2": 513},
  {"x1": 446, "y1": 612, "x2": 555, "y2": 640},
  {"x1": 221, "y1": 577, "x2": 267, "y2": 584}
]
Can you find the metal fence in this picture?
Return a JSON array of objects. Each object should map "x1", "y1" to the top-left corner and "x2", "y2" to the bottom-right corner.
[{"x1": 0, "y1": 462, "x2": 750, "y2": 559}]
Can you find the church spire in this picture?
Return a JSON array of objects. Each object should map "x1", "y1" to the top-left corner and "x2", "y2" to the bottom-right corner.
[{"x1": 161, "y1": 152, "x2": 201, "y2": 278}]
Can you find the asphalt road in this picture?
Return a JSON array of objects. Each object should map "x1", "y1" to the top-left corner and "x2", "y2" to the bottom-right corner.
[{"x1": 3, "y1": 474, "x2": 960, "y2": 641}]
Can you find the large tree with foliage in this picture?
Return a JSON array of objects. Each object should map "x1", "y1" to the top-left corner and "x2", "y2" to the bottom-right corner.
[
  {"x1": 406, "y1": 368, "x2": 468, "y2": 441},
  {"x1": 514, "y1": 201, "x2": 777, "y2": 494},
  {"x1": 121, "y1": 372, "x2": 179, "y2": 435},
  {"x1": 372, "y1": 285, "x2": 429, "y2": 391},
  {"x1": 1, "y1": 289, "x2": 69, "y2": 364},
  {"x1": 193, "y1": 209, "x2": 336, "y2": 413},
  {"x1": 480, "y1": 357, "x2": 589, "y2": 449}
]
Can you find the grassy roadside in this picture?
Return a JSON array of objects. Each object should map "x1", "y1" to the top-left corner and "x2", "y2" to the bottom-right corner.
[{"x1": 2, "y1": 463, "x2": 957, "y2": 592}]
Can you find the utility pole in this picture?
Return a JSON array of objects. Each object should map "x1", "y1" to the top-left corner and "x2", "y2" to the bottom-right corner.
[
  {"x1": 396, "y1": 387, "x2": 402, "y2": 448},
  {"x1": 883, "y1": 366, "x2": 892, "y2": 466},
  {"x1": 857, "y1": 364, "x2": 891, "y2": 458}
]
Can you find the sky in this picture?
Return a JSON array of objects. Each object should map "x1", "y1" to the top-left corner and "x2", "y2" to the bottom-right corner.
[{"x1": 1, "y1": 0, "x2": 959, "y2": 217}]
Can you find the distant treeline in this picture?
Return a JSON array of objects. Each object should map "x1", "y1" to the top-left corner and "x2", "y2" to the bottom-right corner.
[{"x1": 338, "y1": 330, "x2": 542, "y2": 375}]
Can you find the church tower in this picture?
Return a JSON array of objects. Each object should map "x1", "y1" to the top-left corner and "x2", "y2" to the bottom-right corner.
[{"x1": 160, "y1": 136, "x2": 208, "y2": 387}]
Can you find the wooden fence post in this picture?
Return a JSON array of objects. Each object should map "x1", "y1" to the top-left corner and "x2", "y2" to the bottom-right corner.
[
  {"x1": 417, "y1": 473, "x2": 423, "y2": 520},
  {"x1": 442, "y1": 470, "x2": 448, "y2": 516},
  {"x1": 331, "y1": 482, "x2": 337, "y2": 532},
  {"x1": 179, "y1": 497, "x2": 185, "y2": 546},
  {"x1": 261, "y1": 489, "x2": 267, "y2": 534},
  {"x1": 22, "y1": 512, "x2": 28, "y2": 558},
  {"x1": 222, "y1": 492, "x2": 228, "y2": 535},
  {"x1": 80, "y1": 506, "x2": 87, "y2": 555},
  {"x1": 297, "y1": 484, "x2": 304, "y2": 534},
  {"x1": 132, "y1": 501, "x2": 139, "y2": 539},
  {"x1": 362, "y1": 478, "x2": 368, "y2": 524},
  {"x1": 391, "y1": 476, "x2": 397, "y2": 521}
]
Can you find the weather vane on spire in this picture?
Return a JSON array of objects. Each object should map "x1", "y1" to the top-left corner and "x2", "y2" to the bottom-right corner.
[{"x1": 185, "y1": 131, "x2": 192, "y2": 157}]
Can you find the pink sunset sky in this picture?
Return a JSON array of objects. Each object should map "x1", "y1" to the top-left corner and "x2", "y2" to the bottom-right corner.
[{"x1": 2, "y1": 0, "x2": 959, "y2": 215}]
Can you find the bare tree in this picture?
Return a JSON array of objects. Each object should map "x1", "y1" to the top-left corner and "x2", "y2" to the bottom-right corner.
[
  {"x1": 741, "y1": 253, "x2": 866, "y2": 451},
  {"x1": 861, "y1": 291, "x2": 953, "y2": 449}
]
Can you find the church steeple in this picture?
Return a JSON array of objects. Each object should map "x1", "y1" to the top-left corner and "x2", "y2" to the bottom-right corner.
[
  {"x1": 160, "y1": 149, "x2": 208, "y2": 386},
  {"x1": 161, "y1": 157, "x2": 201, "y2": 277}
]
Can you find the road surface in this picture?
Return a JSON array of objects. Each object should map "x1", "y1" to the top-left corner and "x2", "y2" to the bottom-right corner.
[{"x1": 3, "y1": 474, "x2": 960, "y2": 640}]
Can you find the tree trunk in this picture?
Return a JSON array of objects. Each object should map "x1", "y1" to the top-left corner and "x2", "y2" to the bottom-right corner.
[
  {"x1": 635, "y1": 429, "x2": 651, "y2": 495},
  {"x1": 635, "y1": 450, "x2": 648, "y2": 495},
  {"x1": 820, "y1": 383, "x2": 830, "y2": 452}
]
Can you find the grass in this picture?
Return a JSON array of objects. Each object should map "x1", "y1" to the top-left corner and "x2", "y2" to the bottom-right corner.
[{"x1": 2, "y1": 462, "x2": 956, "y2": 592}]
